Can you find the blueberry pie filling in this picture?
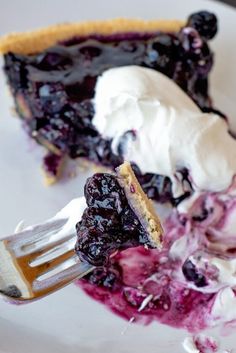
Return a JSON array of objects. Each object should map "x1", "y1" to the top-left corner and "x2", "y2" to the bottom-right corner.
[
  {"x1": 1, "y1": 11, "x2": 218, "y2": 204},
  {"x1": 75, "y1": 162, "x2": 163, "y2": 266}
]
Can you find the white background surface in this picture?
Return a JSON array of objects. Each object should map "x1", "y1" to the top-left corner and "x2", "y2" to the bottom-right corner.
[{"x1": 0, "y1": 0, "x2": 236, "y2": 352}]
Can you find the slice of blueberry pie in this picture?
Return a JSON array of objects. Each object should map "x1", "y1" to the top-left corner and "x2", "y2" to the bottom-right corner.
[
  {"x1": 4, "y1": 11, "x2": 236, "y2": 336},
  {"x1": 0, "y1": 11, "x2": 219, "y2": 205},
  {"x1": 75, "y1": 161, "x2": 163, "y2": 266}
]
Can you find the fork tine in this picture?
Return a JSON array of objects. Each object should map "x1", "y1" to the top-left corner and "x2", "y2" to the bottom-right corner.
[
  {"x1": 30, "y1": 236, "x2": 75, "y2": 264},
  {"x1": 32, "y1": 249, "x2": 75, "y2": 277},
  {"x1": 7, "y1": 218, "x2": 68, "y2": 250},
  {"x1": 17, "y1": 232, "x2": 75, "y2": 258},
  {"x1": 33, "y1": 258, "x2": 94, "y2": 294}
]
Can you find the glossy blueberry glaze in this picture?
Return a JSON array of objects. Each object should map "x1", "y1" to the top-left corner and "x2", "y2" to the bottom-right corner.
[{"x1": 75, "y1": 173, "x2": 151, "y2": 266}]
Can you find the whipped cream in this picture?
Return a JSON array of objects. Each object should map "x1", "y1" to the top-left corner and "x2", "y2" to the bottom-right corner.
[
  {"x1": 53, "y1": 197, "x2": 86, "y2": 240},
  {"x1": 183, "y1": 337, "x2": 200, "y2": 353},
  {"x1": 212, "y1": 287, "x2": 236, "y2": 324},
  {"x1": 15, "y1": 197, "x2": 87, "y2": 250},
  {"x1": 92, "y1": 66, "x2": 236, "y2": 196},
  {"x1": 183, "y1": 335, "x2": 218, "y2": 353}
]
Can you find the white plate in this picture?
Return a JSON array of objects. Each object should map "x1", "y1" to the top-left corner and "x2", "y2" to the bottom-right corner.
[{"x1": 0, "y1": 0, "x2": 236, "y2": 352}]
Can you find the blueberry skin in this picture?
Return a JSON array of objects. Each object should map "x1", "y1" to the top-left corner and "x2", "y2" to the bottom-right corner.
[
  {"x1": 182, "y1": 259, "x2": 207, "y2": 287},
  {"x1": 187, "y1": 11, "x2": 218, "y2": 40}
]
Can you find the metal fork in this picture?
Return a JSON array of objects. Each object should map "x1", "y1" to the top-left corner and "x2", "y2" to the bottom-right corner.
[{"x1": 0, "y1": 216, "x2": 94, "y2": 303}]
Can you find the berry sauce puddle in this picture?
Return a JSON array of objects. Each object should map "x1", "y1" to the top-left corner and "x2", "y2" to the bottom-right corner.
[
  {"x1": 76, "y1": 181, "x2": 236, "y2": 333},
  {"x1": 76, "y1": 220, "x2": 214, "y2": 332}
]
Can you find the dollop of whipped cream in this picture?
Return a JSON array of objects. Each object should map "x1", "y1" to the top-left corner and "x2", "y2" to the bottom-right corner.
[{"x1": 92, "y1": 66, "x2": 236, "y2": 195}]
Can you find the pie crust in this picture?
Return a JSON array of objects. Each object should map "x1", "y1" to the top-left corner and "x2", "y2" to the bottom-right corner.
[
  {"x1": 0, "y1": 18, "x2": 184, "y2": 55},
  {"x1": 116, "y1": 161, "x2": 164, "y2": 248}
]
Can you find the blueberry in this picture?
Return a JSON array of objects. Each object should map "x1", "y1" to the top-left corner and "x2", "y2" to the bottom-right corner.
[
  {"x1": 146, "y1": 34, "x2": 179, "y2": 76},
  {"x1": 84, "y1": 174, "x2": 125, "y2": 210},
  {"x1": 79, "y1": 207, "x2": 119, "y2": 232},
  {"x1": 182, "y1": 260, "x2": 207, "y2": 287},
  {"x1": 75, "y1": 226, "x2": 118, "y2": 266},
  {"x1": 38, "y1": 83, "x2": 67, "y2": 114},
  {"x1": 187, "y1": 11, "x2": 218, "y2": 40},
  {"x1": 79, "y1": 44, "x2": 102, "y2": 59},
  {"x1": 36, "y1": 50, "x2": 73, "y2": 70},
  {"x1": 121, "y1": 207, "x2": 150, "y2": 246},
  {"x1": 85, "y1": 266, "x2": 121, "y2": 291},
  {"x1": 133, "y1": 169, "x2": 173, "y2": 203}
]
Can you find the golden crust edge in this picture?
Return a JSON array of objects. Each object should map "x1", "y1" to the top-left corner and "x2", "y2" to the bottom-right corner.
[
  {"x1": 0, "y1": 18, "x2": 184, "y2": 55},
  {"x1": 116, "y1": 161, "x2": 164, "y2": 248}
]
